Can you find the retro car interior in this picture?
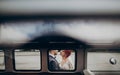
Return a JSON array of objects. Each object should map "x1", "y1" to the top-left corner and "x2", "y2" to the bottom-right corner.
[{"x1": 0, "y1": 0, "x2": 120, "y2": 75}]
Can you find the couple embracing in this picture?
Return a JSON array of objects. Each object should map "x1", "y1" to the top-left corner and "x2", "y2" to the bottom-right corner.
[{"x1": 49, "y1": 50, "x2": 73, "y2": 71}]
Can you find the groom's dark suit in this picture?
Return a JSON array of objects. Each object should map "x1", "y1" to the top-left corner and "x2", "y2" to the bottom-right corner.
[{"x1": 48, "y1": 55, "x2": 60, "y2": 71}]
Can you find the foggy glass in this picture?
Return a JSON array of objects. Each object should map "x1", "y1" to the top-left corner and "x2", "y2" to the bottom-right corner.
[
  {"x1": 14, "y1": 49, "x2": 41, "y2": 70},
  {"x1": 0, "y1": 50, "x2": 5, "y2": 70}
]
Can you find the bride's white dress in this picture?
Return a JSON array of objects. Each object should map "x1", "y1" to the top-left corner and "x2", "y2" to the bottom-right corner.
[{"x1": 59, "y1": 60, "x2": 73, "y2": 70}]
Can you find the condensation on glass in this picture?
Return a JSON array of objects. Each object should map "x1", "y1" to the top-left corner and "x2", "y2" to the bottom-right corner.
[
  {"x1": 87, "y1": 52, "x2": 120, "y2": 71},
  {"x1": 14, "y1": 49, "x2": 41, "y2": 70},
  {"x1": 0, "y1": 50, "x2": 5, "y2": 70}
]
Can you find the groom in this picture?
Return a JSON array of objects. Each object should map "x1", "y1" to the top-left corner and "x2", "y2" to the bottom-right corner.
[{"x1": 48, "y1": 50, "x2": 60, "y2": 71}]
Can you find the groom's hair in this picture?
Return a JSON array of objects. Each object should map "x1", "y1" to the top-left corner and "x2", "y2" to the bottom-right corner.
[{"x1": 49, "y1": 50, "x2": 58, "y2": 54}]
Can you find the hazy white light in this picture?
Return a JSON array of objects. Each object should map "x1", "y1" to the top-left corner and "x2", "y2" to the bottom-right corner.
[
  {"x1": 1, "y1": 19, "x2": 120, "y2": 46},
  {"x1": 56, "y1": 19, "x2": 120, "y2": 44},
  {"x1": 0, "y1": 25, "x2": 30, "y2": 46}
]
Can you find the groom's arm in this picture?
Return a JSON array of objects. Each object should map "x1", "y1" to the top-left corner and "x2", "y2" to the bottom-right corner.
[{"x1": 49, "y1": 61, "x2": 59, "y2": 70}]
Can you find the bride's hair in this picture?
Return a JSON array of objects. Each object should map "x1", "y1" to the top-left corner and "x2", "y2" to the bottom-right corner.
[{"x1": 64, "y1": 50, "x2": 72, "y2": 58}]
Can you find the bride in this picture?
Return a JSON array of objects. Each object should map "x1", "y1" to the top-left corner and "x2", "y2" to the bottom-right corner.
[{"x1": 59, "y1": 50, "x2": 73, "y2": 70}]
